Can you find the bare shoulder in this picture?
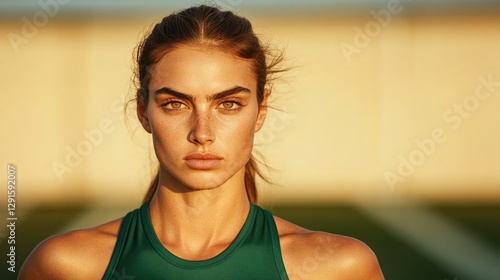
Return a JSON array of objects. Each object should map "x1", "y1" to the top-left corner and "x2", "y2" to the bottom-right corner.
[
  {"x1": 274, "y1": 216, "x2": 384, "y2": 280},
  {"x1": 18, "y1": 218, "x2": 122, "y2": 280}
]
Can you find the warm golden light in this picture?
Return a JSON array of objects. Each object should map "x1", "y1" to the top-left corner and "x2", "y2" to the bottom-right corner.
[{"x1": 2, "y1": 11, "x2": 500, "y2": 206}]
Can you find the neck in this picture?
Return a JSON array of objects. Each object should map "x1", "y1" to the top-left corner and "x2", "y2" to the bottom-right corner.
[{"x1": 148, "y1": 169, "x2": 251, "y2": 260}]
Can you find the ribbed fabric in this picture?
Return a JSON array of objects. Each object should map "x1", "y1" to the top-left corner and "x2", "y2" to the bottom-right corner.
[{"x1": 102, "y1": 203, "x2": 289, "y2": 280}]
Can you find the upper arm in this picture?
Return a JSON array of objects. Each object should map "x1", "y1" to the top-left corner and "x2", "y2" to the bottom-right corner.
[
  {"x1": 19, "y1": 225, "x2": 118, "y2": 280},
  {"x1": 19, "y1": 234, "x2": 78, "y2": 280},
  {"x1": 280, "y1": 230, "x2": 384, "y2": 280},
  {"x1": 333, "y1": 237, "x2": 385, "y2": 280}
]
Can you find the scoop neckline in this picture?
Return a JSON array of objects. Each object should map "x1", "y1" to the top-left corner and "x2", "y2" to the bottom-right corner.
[{"x1": 140, "y1": 202, "x2": 256, "y2": 269}]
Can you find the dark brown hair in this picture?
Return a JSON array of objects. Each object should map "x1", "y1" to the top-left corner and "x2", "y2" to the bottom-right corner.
[{"x1": 135, "y1": 5, "x2": 283, "y2": 204}]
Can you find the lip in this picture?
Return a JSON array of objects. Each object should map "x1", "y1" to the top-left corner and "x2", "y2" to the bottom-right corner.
[{"x1": 184, "y1": 153, "x2": 222, "y2": 170}]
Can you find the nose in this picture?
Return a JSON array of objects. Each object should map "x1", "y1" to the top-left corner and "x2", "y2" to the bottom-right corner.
[{"x1": 188, "y1": 109, "x2": 215, "y2": 145}]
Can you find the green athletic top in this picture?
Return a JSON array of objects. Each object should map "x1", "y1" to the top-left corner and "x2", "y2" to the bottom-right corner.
[{"x1": 102, "y1": 203, "x2": 289, "y2": 279}]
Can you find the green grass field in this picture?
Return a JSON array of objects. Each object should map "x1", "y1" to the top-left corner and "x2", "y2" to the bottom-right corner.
[{"x1": 2, "y1": 203, "x2": 499, "y2": 280}]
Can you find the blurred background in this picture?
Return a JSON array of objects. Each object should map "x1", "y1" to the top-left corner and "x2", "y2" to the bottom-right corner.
[{"x1": 1, "y1": 0, "x2": 500, "y2": 279}]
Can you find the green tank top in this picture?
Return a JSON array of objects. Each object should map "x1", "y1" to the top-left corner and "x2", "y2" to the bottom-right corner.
[{"x1": 102, "y1": 203, "x2": 289, "y2": 279}]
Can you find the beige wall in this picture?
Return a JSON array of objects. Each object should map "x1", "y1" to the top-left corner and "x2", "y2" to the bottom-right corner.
[{"x1": 2, "y1": 13, "x2": 500, "y2": 206}]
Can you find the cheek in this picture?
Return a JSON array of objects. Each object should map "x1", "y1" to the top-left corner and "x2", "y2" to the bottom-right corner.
[
  {"x1": 219, "y1": 112, "x2": 258, "y2": 149},
  {"x1": 149, "y1": 113, "x2": 186, "y2": 153}
]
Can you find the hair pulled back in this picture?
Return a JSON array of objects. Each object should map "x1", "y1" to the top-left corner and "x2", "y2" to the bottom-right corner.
[{"x1": 135, "y1": 5, "x2": 282, "y2": 204}]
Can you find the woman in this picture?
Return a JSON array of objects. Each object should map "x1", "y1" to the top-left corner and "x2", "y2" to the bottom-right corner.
[{"x1": 20, "y1": 5, "x2": 384, "y2": 279}]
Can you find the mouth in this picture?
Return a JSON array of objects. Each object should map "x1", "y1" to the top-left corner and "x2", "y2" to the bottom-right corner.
[{"x1": 184, "y1": 153, "x2": 223, "y2": 170}]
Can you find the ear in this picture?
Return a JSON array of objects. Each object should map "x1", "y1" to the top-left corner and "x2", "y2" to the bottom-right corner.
[
  {"x1": 137, "y1": 93, "x2": 152, "y2": 134},
  {"x1": 254, "y1": 90, "x2": 269, "y2": 132}
]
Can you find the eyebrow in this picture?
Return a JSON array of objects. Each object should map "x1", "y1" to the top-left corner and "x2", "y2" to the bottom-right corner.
[{"x1": 153, "y1": 86, "x2": 251, "y2": 102}]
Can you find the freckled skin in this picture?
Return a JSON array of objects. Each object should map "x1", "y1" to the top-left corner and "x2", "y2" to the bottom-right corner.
[
  {"x1": 18, "y1": 45, "x2": 385, "y2": 280},
  {"x1": 142, "y1": 45, "x2": 263, "y2": 193}
]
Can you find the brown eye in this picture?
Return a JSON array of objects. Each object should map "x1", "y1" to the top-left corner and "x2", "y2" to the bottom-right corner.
[
  {"x1": 163, "y1": 101, "x2": 186, "y2": 110},
  {"x1": 170, "y1": 102, "x2": 182, "y2": 109},
  {"x1": 222, "y1": 102, "x2": 234, "y2": 109}
]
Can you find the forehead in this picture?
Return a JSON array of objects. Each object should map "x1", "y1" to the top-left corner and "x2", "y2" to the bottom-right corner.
[{"x1": 149, "y1": 45, "x2": 256, "y2": 95}]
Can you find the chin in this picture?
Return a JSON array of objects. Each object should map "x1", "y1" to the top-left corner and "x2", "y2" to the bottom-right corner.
[
  {"x1": 159, "y1": 160, "x2": 246, "y2": 191},
  {"x1": 174, "y1": 170, "x2": 233, "y2": 190}
]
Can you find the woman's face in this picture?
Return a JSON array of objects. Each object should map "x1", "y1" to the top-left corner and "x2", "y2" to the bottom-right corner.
[{"x1": 139, "y1": 45, "x2": 267, "y2": 192}]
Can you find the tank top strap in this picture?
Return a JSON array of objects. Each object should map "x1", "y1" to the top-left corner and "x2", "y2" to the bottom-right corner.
[
  {"x1": 102, "y1": 208, "x2": 137, "y2": 280},
  {"x1": 102, "y1": 203, "x2": 289, "y2": 279},
  {"x1": 262, "y1": 208, "x2": 289, "y2": 279}
]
